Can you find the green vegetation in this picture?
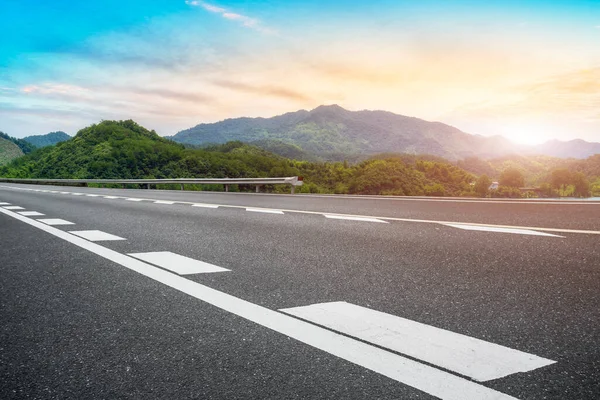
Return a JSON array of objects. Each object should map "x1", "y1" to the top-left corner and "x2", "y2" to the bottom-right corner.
[
  {"x1": 23, "y1": 131, "x2": 71, "y2": 148},
  {"x1": 2, "y1": 120, "x2": 598, "y2": 198},
  {"x1": 0, "y1": 137, "x2": 25, "y2": 166},
  {"x1": 0, "y1": 131, "x2": 36, "y2": 154}
]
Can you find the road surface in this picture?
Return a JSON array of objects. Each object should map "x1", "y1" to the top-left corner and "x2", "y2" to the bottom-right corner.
[{"x1": 1, "y1": 183, "x2": 599, "y2": 399}]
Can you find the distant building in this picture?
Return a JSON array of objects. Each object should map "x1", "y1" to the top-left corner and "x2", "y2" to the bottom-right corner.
[{"x1": 489, "y1": 181, "x2": 499, "y2": 190}]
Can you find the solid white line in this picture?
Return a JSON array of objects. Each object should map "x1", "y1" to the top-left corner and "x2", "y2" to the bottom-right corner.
[
  {"x1": 0, "y1": 206, "x2": 522, "y2": 400},
  {"x1": 154, "y1": 200, "x2": 175, "y2": 205},
  {"x1": 17, "y1": 211, "x2": 45, "y2": 217},
  {"x1": 3, "y1": 206, "x2": 25, "y2": 210},
  {"x1": 325, "y1": 214, "x2": 388, "y2": 223},
  {"x1": 280, "y1": 301, "x2": 555, "y2": 382},
  {"x1": 443, "y1": 224, "x2": 564, "y2": 238},
  {"x1": 128, "y1": 252, "x2": 230, "y2": 275},
  {"x1": 246, "y1": 208, "x2": 284, "y2": 214},
  {"x1": 69, "y1": 230, "x2": 126, "y2": 242},
  {"x1": 37, "y1": 218, "x2": 75, "y2": 226},
  {"x1": 192, "y1": 203, "x2": 219, "y2": 208}
]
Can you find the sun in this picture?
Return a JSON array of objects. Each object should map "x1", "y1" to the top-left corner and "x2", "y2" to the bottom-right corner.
[{"x1": 500, "y1": 124, "x2": 552, "y2": 146}]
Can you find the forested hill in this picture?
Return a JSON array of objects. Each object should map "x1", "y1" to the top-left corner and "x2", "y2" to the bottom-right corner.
[
  {"x1": 0, "y1": 137, "x2": 24, "y2": 166},
  {"x1": 23, "y1": 131, "x2": 71, "y2": 148},
  {"x1": 0, "y1": 131, "x2": 36, "y2": 154},
  {"x1": 0, "y1": 120, "x2": 478, "y2": 197},
  {"x1": 169, "y1": 105, "x2": 519, "y2": 161}
]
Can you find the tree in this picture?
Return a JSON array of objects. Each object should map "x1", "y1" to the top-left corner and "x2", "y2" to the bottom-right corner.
[
  {"x1": 550, "y1": 168, "x2": 572, "y2": 196},
  {"x1": 572, "y1": 172, "x2": 590, "y2": 197},
  {"x1": 474, "y1": 174, "x2": 492, "y2": 197},
  {"x1": 499, "y1": 167, "x2": 524, "y2": 188}
]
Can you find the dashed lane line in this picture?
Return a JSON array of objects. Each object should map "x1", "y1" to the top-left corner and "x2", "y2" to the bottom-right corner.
[
  {"x1": 0, "y1": 205, "x2": 521, "y2": 400},
  {"x1": 325, "y1": 214, "x2": 389, "y2": 223},
  {"x1": 3, "y1": 185, "x2": 599, "y2": 235},
  {"x1": 246, "y1": 208, "x2": 284, "y2": 214},
  {"x1": 3, "y1": 206, "x2": 25, "y2": 210},
  {"x1": 281, "y1": 301, "x2": 555, "y2": 382},
  {"x1": 69, "y1": 230, "x2": 126, "y2": 242},
  {"x1": 443, "y1": 224, "x2": 564, "y2": 238},
  {"x1": 37, "y1": 218, "x2": 75, "y2": 226},
  {"x1": 129, "y1": 251, "x2": 230, "y2": 275},
  {"x1": 154, "y1": 200, "x2": 175, "y2": 205},
  {"x1": 0, "y1": 202, "x2": 11, "y2": 205},
  {"x1": 17, "y1": 211, "x2": 45, "y2": 217}
]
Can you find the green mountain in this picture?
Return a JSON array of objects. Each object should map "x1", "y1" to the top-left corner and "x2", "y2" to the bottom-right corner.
[
  {"x1": 169, "y1": 105, "x2": 520, "y2": 161},
  {"x1": 0, "y1": 120, "x2": 299, "y2": 181},
  {"x1": 23, "y1": 131, "x2": 71, "y2": 148},
  {"x1": 0, "y1": 137, "x2": 24, "y2": 166},
  {"x1": 0, "y1": 131, "x2": 36, "y2": 154}
]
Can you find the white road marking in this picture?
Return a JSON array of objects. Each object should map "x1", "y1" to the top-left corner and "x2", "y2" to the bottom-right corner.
[
  {"x1": 281, "y1": 301, "x2": 555, "y2": 382},
  {"x1": 128, "y1": 252, "x2": 230, "y2": 275},
  {"x1": 154, "y1": 200, "x2": 175, "y2": 205},
  {"x1": 71, "y1": 193, "x2": 84, "y2": 196},
  {"x1": 69, "y1": 230, "x2": 126, "y2": 241},
  {"x1": 0, "y1": 206, "x2": 523, "y2": 400},
  {"x1": 85, "y1": 194, "x2": 100, "y2": 197},
  {"x1": 325, "y1": 214, "x2": 388, "y2": 223},
  {"x1": 192, "y1": 203, "x2": 219, "y2": 208},
  {"x1": 2, "y1": 183, "x2": 597, "y2": 236},
  {"x1": 0, "y1": 202, "x2": 11, "y2": 205},
  {"x1": 17, "y1": 211, "x2": 45, "y2": 216},
  {"x1": 59, "y1": 192, "x2": 70, "y2": 194},
  {"x1": 443, "y1": 224, "x2": 564, "y2": 237},
  {"x1": 125, "y1": 198, "x2": 143, "y2": 202},
  {"x1": 3, "y1": 206, "x2": 25, "y2": 210},
  {"x1": 246, "y1": 208, "x2": 284, "y2": 214},
  {"x1": 37, "y1": 218, "x2": 75, "y2": 226}
]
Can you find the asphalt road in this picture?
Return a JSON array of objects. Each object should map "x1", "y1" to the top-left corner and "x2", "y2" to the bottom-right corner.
[{"x1": 1, "y1": 183, "x2": 599, "y2": 399}]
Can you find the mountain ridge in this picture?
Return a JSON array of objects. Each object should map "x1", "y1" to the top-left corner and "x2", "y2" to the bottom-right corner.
[{"x1": 169, "y1": 105, "x2": 599, "y2": 161}]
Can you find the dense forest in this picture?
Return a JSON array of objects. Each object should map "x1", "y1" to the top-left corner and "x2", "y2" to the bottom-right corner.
[{"x1": 1, "y1": 120, "x2": 598, "y2": 197}]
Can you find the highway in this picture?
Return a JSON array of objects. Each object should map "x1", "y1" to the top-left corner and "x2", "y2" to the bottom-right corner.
[{"x1": 1, "y1": 182, "x2": 599, "y2": 399}]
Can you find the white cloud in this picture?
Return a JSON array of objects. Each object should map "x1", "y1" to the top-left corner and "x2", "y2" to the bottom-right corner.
[{"x1": 186, "y1": 1, "x2": 275, "y2": 34}]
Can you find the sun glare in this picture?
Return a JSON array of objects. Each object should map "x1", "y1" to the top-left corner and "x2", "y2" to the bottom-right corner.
[{"x1": 501, "y1": 125, "x2": 552, "y2": 146}]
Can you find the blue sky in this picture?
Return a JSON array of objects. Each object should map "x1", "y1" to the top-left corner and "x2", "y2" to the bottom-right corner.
[{"x1": 1, "y1": 0, "x2": 599, "y2": 144}]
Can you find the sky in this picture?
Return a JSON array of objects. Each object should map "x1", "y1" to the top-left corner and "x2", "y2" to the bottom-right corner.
[{"x1": 1, "y1": 0, "x2": 599, "y2": 145}]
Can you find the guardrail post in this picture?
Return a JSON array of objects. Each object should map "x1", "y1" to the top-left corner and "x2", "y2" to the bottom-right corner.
[
  {"x1": 291, "y1": 185, "x2": 295, "y2": 194},
  {"x1": 255, "y1": 185, "x2": 260, "y2": 193},
  {"x1": 180, "y1": 183, "x2": 184, "y2": 191},
  {"x1": 225, "y1": 184, "x2": 229, "y2": 192}
]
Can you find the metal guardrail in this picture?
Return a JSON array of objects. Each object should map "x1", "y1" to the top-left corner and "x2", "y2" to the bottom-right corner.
[{"x1": 0, "y1": 177, "x2": 304, "y2": 194}]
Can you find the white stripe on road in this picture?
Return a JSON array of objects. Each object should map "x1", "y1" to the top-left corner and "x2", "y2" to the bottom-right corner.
[
  {"x1": 192, "y1": 203, "x2": 219, "y2": 208},
  {"x1": 3, "y1": 206, "x2": 25, "y2": 210},
  {"x1": 103, "y1": 196, "x2": 120, "y2": 199},
  {"x1": 154, "y1": 200, "x2": 175, "y2": 205},
  {"x1": 128, "y1": 252, "x2": 230, "y2": 275},
  {"x1": 71, "y1": 193, "x2": 84, "y2": 196},
  {"x1": 59, "y1": 192, "x2": 70, "y2": 194},
  {"x1": 125, "y1": 198, "x2": 143, "y2": 202},
  {"x1": 443, "y1": 224, "x2": 564, "y2": 237},
  {"x1": 246, "y1": 208, "x2": 284, "y2": 214},
  {"x1": 37, "y1": 218, "x2": 75, "y2": 226},
  {"x1": 325, "y1": 214, "x2": 388, "y2": 223},
  {"x1": 69, "y1": 230, "x2": 126, "y2": 242},
  {"x1": 85, "y1": 194, "x2": 100, "y2": 197},
  {"x1": 280, "y1": 301, "x2": 555, "y2": 382},
  {"x1": 0, "y1": 202, "x2": 11, "y2": 205},
  {"x1": 17, "y1": 211, "x2": 45, "y2": 217},
  {"x1": 0, "y1": 205, "x2": 522, "y2": 400}
]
